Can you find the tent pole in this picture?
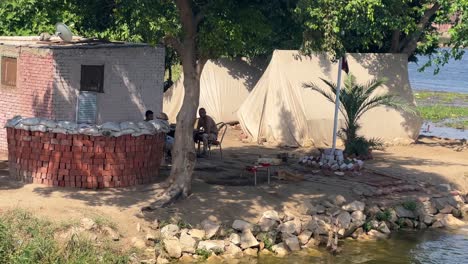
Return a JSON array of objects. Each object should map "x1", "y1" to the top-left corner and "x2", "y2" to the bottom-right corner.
[{"x1": 331, "y1": 57, "x2": 343, "y2": 155}]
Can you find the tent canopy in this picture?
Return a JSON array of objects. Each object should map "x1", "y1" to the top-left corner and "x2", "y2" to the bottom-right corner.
[
  {"x1": 163, "y1": 58, "x2": 262, "y2": 123},
  {"x1": 237, "y1": 50, "x2": 422, "y2": 147}
]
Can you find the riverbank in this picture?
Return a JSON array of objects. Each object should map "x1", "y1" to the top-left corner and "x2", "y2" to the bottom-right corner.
[
  {"x1": 1, "y1": 128, "x2": 467, "y2": 263},
  {"x1": 414, "y1": 90, "x2": 468, "y2": 130}
]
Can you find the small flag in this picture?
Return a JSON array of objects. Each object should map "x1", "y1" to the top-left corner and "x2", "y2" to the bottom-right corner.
[{"x1": 342, "y1": 55, "x2": 349, "y2": 74}]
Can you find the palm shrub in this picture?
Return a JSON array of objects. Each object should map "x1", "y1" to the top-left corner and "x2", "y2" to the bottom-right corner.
[{"x1": 304, "y1": 73, "x2": 415, "y2": 157}]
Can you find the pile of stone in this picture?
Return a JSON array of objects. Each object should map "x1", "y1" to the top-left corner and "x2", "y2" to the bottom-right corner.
[
  {"x1": 4, "y1": 116, "x2": 170, "y2": 137},
  {"x1": 135, "y1": 194, "x2": 468, "y2": 263},
  {"x1": 137, "y1": 193, "x2": 468, "y2": 263},
  {"x1": 299, "y1": 149, "x2": 364, "y2": 171}
]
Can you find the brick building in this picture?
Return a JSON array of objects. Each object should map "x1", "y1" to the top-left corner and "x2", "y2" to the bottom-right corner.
[{"x1": 0, "y1": 36, "x2": 165, "y2": 154}]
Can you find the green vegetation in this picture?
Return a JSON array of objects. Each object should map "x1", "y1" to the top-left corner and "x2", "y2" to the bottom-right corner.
[
  {"x1": 195, "y1": 248, "x2": 212, "y2": 260},
  {"x1": 414, "y1": 91, "x2": 468, "y2": 103},
  {"x1": 0, "y1": 209, "x2": 129, "y2": 264},
  {"x1": 376, "y1": 209, "x2": 392, "y2": 222},
  {"x1": 305, "y1": 73, "x2": 415, "y2": 156},
  {"x1": 402, "y1": 200, "x2": 418, "y2": 212},
  {"x1": 417, "y1": 106, "x2": 468, "y2": 122}
]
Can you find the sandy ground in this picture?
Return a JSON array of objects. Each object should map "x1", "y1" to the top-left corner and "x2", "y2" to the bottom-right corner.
[{"x1": 0, "y1": 127, "x2": 467, "y2": 243}]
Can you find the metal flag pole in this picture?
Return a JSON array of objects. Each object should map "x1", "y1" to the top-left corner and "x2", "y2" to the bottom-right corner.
[{"x1": 331, "y1": 56, "x2": 343, "y2": 155}]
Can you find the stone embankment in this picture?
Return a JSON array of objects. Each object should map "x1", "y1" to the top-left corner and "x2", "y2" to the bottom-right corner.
[{"x1": 130, "y1": 192, "x2": 468, "y2": 263}]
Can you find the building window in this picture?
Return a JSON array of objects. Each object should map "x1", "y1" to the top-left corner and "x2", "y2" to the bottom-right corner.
[
  {"x1": 1, "y1": 56, "x2": 17, "y2": 87},
  {"x1": 80, "y1": 65, "x2": 104, "y2": 93}
]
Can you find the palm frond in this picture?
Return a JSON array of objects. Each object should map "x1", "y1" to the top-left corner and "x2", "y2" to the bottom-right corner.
[{"x1": 303, "y1": 81, "x2": 336, "y2": 104}]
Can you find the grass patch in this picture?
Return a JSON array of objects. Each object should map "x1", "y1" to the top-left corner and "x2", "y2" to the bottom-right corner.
[
  {"x1": 0, "y1": 209, "x2": 129, "y2": 264},
  {"x1": 402, "y1": 200, "x2": 418, "y2": 212},
  {"x1": 417, "y1": 105, "x2": 468, "y2": 122},
  {"x1": 414, "y1": 91, "x2": 468, "y2": 104},
  {"x1": 444, "y1": 120, "x2": 468, "y2": 129},
  {"x1": 376, "y1": 209, "x2": 392, "y2": 222}
]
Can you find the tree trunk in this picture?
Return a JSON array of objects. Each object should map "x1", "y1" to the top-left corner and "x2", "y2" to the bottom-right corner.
[
  {"x1": 145, "y1": 0, "x2": 207, "y2": 208},
  {"x1": 390, "y1": 30, "x2": 400, "y2": 53},
  {"x1": 400, "y1": 3, "x2": 441, "y2": 56}
]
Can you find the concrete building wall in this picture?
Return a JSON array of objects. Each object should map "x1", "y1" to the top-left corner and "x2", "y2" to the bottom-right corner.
[
  {"x1": 52, "y1": 46, "x2": 165, "y2": 123},
  {"x1": 0, "y1": 47, "x2": 54, "y2": 153}
]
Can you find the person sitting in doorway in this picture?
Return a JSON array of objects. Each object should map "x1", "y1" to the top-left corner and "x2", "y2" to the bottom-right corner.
[
  {"x1": 194, "y1": 108, "x2": 218, "y2": 156},
  {"x1": 144, "y1": 110, "x2": 154, "y2": 121},
  {"x1": 157, "y1": 112, "x2": 174, "y2": 161}
]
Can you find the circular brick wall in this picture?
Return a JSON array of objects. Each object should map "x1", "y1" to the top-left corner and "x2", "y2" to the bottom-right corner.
[{"x1": 6, "y1": 127, "x2": 164, "y2": 188}]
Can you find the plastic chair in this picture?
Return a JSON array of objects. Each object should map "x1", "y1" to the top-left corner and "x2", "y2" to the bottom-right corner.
[{"x1": 197, "y1": 122, "x2": 227, "y2": 159}]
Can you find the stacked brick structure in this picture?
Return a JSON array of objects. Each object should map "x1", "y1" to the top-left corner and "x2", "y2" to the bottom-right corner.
[
  {"x1": 7, "y1": 127, "x2": 164, "y2": 188},
  {"x1": 0, "y1": 36, "x2": 165, "y2": 155}
]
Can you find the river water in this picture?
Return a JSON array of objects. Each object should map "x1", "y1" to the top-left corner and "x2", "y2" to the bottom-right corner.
[
  {"x1": 408, "y1": 49, "x2": 468, "y2": 94},
  {"x1": 258, "y1": 225, "x2": 468, "y2": 264}
]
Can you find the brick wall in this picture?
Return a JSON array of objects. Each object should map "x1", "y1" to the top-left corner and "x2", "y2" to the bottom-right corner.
[
  {"x1": 7, "y1": 128, "x2": 164, "y2": 188},
  {"x1": 52, "y1": 46, "x2": 165, "y2": 122},
  {"x1": 0, "y1": 48, "x2": 54, "y2": 153}
]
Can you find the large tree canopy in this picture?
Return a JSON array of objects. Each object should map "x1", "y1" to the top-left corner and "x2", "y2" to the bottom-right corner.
[{"x1": 295, "y1": 0, "x2": 467, "y2": 71}]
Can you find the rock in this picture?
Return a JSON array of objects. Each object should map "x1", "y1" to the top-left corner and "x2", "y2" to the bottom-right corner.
[
  {"x1": 342, "y1": 201, "x2": 365, "y2": 212},
  {"x1": 419, "y1": 222, "x2": 428, "y2": 229},
  {"x1": 259, "y1": 249, "x2": 273, "y2": 256},
  {"x1": 306, "y1": 218, "x2": 331, "y2": 235},
  {"x1": 351, "y1": 227, "x2": 364, "y2": 239},
  {"x1": 433, "y1": 214, "x2": 465, "y2": 229},
  {"x1": 439, "y1": 205, "x2": 455, "y2": 214},
  {"x1": 140, "y1": 259, "x2": 156, "y2": 264},
  {"x1": 272, "y1": 243, "x2": 289, "y2": 257},
  {"x1": 364, "y1": 220, "x2": 377, "y2": 230},
  {"x1": 378, "y1": 222, "x2": 391, "y2": 234},
  {"x1": 302, "y1": 238, "x2": 318, "y2": 248},
  {"x1": 201, "y1": 219, "x2": 220, "y2": 239},
  {"x1": 161, "y1": 224, "x2": 180, "y2": 239},
  {"x1": 436, "y1": 184, "x2": 451, "y2": 192},
  {"x1": 259, "y1": 217, "x2": 278, "y2": 232},
  {"x1": 395, "y1": 206, "x2": 416, "y2": 219},
  {"x1": 150, "y1": 219, "x2": 160, "y2": 230},
  {"x1": 298, "y1": 230, "x2": 313, "y2": 245},
  {"x1": 156, "y1": 256, "x2": 169, "y2": 264},
  {"x1": 178, "y1": 254, "x2": 195, "y2": 263},
  {"x1": 300, "y1": 200, "x2": 316, "y2": 215},
  {"x1": 262, "y1": 210, "x2": 280, "y2": 221},
  {"x1": 321, "y1": 200, "x2": 335, "y2": 209},
  {"x1": 336, "y1": 211, "x2": 352, "y2": 229},
  {"x1": 367, "y1": 230, "x2": 389, "y2": 240},
  {"x1": 163, "y1": 238, "x2": 182, "y2": 259},
  {"x1": 240, "y1": 229, "x2": 259, "y2": 249},
  {"x1": 365, "y1": 205, "x2": 382, "y2": 217},
  {"x1": 283, "y1": 211, "x2": 296, "y2": 221},
  {"x1": 188, "y1": 229, "x2": 205, "y2": 240},
  {"x1": 401, "y1": 218, "x2": 414, "y2": 228},
  {"x1": 452, "y1": 209, "x2": 463, "y2": 218},
  {"x1": 198, "y1": 240, "x2": 225, "y2": 252},
  {"x1": 421, "y1": 201, "x2": 438, "y2": 215},
  {"x1": 278, "y1": 221, "x2": 297, "y2": 234},
  {"x1": 351, "y1": 211, "x2": 366, "y2": 223},
  {"x1": 224, "y1": 243, "x2": 243, "y2": 258},
  {"x1": 422, "y1": 215, "x2": 434, "y2": 225},
  {"x1": 131, "y1": 237, "x2": 147, "y2": 249},
  {"x1": 146, "y1": 233, "x2": 156, "y2": 241},
  {"x1": 103, "y1": 226, "x2": 119, "y2": 241},
  {"x1": 206, "y1": 255, "x2": 224, "y2": 263},
  {"x1": 293, "y1": 218, "x2": 302, "y2": 234},
  {"x1": 433, "y1": 196, "x2": 462, "y2": 211},
  {"x1": 179, "y1": 232, "x2": 197, "y2": 254},
  {"x1": 328, "y1": 195, "x2": 347, "y2": 206},
  {"x1": 136, "y1": 223, "x2": 142, "y2": 232},
  {"x1": 243, "y1": 248, "x2": 258, "y2": 257},
  {"x1": 80, "y1": 218, "x2": 96, "y2": 230},
  {"x1": 284, "y1": 236, "x2": 301, "y2": 251},
  {"x1": 229, "y1": 233, "x2": 241, "y2": 245},
  {"x1": 232, "y1": 220, "x2": 252, "y2": 231},
  {"x1": 431, "y1": 221, "x2": 444, "y2": 228}
]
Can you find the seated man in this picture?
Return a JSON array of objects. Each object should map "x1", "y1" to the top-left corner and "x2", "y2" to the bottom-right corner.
[
  {"x1": 144, "y1": 110, "x2": 154, "y2": 121},
  {"x1": 194, "y1": 108, "x2": 218, "y2": 155},
  {"x1": 157, "y1": 112, "x2": 174, "y2": 160}
]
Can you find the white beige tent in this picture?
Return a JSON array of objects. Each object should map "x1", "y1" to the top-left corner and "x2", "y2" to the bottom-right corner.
[
  {"x1": 163, "y1": 59, "x2": 262, "y2": 123},
  {"x1": 237, "y1": 50, "x2": 422, "y2": 147}
]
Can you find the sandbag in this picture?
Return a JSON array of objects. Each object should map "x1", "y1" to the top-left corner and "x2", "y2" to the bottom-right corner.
[
  {"x1": 15, "y1": 123, "x2": 31, "y2": 131},
  {"x1": 57, "y1": 121, "x2": 78, "y2": 131},
  {"x1": 101, "y1": 122, "x2": 121, "y2": 132},
  {"x1": 118, "y1": 129, "x2": 136, "y2": 136},
  {"x1": 39, "y1": 119, "x2": 57, "y2": 128},
  {"x1": 5, "y1": 116, "x2": 22, "y2": 128},
  {"x1": 137, "y1": 121, "x2": 156, "y2": 133},
  {"x1": 30, "y1": 125, "x2": 48, "y2": 132},
  {"x1": 50, "y1": 128, "x2": 68, "y2": 134},
  {"x1": 149, "y1": 120, "x2": 170, "y2": 133},
  {"x1": 132, "y1": 129, "x2": 154, "y2": 137},
  {"x1": 120, "y1": 121, "x2": 140, "y2": 132},
  {"x1": 21, "y1": 117, "x2": 41, "y2": 126}
]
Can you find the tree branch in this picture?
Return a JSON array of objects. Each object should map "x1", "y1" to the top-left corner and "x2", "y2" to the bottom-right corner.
[
  {"x1": 400, "y1": 3, "x2": 441, "y2": 55},
  {"x1": 163, "y1": 35, "x2": 183, "y2": 55},
  {"x1": 390, "y1": 30, "x2": 400, "y2": 53}
]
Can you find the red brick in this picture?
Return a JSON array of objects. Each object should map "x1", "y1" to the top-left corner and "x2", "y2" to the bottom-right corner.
[{"x1": 58, "y1": 169, "x2": 69, "y2": 176}]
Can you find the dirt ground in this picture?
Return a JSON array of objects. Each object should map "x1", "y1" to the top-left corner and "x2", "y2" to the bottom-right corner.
[{"x1": 0, "y1": 127, "x2": 467, "y2": 245}]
